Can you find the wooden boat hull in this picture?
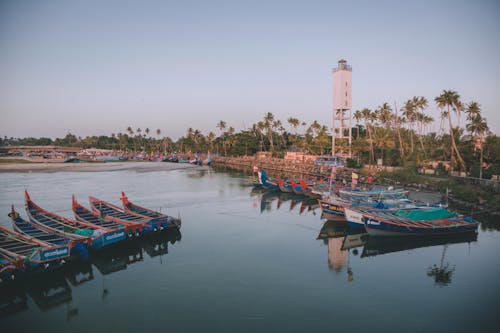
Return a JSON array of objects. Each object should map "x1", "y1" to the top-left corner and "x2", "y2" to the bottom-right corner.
[
  {"x1": 25, "y1": 191, "x2": 125, "y2": 251},
  {"x1": 89, "y1": 196, "x2": 161, "y2": 233},
  {"x1": 120, "y1": 192, "x2": 181, "y2": 230},
  {"x1": 318, "y1": 199, "x2": 345, "y2": 218},
  {"x1": 343, "y1": 206, "x2": 365, "y2": 228},
  {"x1": 360, "y1": 209, "x2": 479, "y2": 237},
  {"x1": 73, "y1": 196, "x2": 141, "y2": 238},
  {"x1": 0, "y1": 226, "x2": 70, "y2": 272}
]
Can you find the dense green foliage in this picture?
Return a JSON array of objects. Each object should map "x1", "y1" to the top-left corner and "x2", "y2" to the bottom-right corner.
[{"x1": 1, "y1": 90, "x2": 499, "y2": 179}]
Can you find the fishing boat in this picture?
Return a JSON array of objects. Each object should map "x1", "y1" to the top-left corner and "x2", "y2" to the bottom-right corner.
[
  {"x1": 355, "y1": 207, "x2": 479, "y2": 236},
  {"x1": 0, "y1": 251, "x2": 23, "y2": 282},
  {"x1": 10, "y1": 206, "x2": 76, "y2": 250},
  {"x1": 319, "y1": 184, "x2": 415, "y2": 223},
  {"x1": 120, "y1": 192, "x2": 181, "y2": 229},
  {"x1": 343, "y1": 200, "x2": 447, "y2": 228},
  {"x1": 25, "y1": 191, "x2": 126, "y2": 250},
  {"x1": 72, "y1": 196, "x2": 142, "y2": 238},
  {"x1": 89, "y1": 196, "x2": 163, "y2": 233},
  {"x1": 0, "y1": 226, "x2": 70, "y2": 272},
  {"x1": 289, "y1": 179, "x2": 305, "y2": 195},
  {"x1": 277, "y1": 177, "x2": 293, "y2": 193},
  {"x1": 318, "y1": 195, "x2": 347, "y2": 221},
  {"x1": 257, "y1": 169, "x2": 279, "y2": 190},
  {"x1": 338, "y1": 187, "x2": 408, "y2": 200}
]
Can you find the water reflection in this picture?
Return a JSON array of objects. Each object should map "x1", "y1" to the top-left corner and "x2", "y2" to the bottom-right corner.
[
  {"x1": 317, "y1": 221, "x2": 349, "y2": 272},
  {"x1": 361, "y1": 233, "x2": 477, "y2": 258},
  {"x1": 251, "y1": 189, "x2": 319, "y2": 214},
  {"x1": 0, "y1": 229, "x2": 181, "y2": 318},
  {"x1": 0, "y1": 283, "x2": 27, "y2": 318},
  {"x1": 317, "y1": 220, "x2": 477, "y2": 285}
]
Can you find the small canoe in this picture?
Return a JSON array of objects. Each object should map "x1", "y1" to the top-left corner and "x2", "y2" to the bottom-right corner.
[{"x1": 120, "y1": 192, "x2": 181, "y2": 229}]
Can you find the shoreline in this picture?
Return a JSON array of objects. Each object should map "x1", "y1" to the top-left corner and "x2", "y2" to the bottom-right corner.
[{"x1": 0, "y1": 161, "x2": 205, "y2": 173}]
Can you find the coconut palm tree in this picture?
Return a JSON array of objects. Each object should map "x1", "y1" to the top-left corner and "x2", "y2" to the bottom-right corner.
[
  {"x1": 256, "y1": 121, "x2": 266, "y2": 151},
  {"x1": 403, "y1": 98, "x2": 416, "y2": 153},
  {"x1": 413, "y1": 97, "x2": 429, "y2": 154},
  {"x1": 393, "y1": 102, "x2": 405, "y2": 157},
  {"x1": 435, "y1": 90, "x2": 466, "y2": 172},
  {"x1": 353, "y1": 110, "x2": 363, "y2": 139},
  {"x1": 287, "y1": 117, "x2": 300, "y2": 148},
  {"x1": 361, "y1": 108, "x2": 376, "y2": 166},
  {"x1": 216, "y1": 120, "x2": 227, "y2": 155},
  {"x1": 206, "y1": 131, "x2": 216, "y2": 153},
  {"x1": 263, "y1": 112, "x2": 276, "y2": 153},
  {"x1": 466, "y1": 102, "x2": 489, "y2": 179},
  {"x1": 376, "y1": 103, "x2": 393, "y2": 129},
  {"x1": 287, "y1": 117, "x2": 300, "y2": 135}
]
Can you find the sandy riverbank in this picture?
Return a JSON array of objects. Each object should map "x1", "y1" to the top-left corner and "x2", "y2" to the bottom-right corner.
[{"x1": 0, "y1": 161, "x2": 205, "y2": 173}]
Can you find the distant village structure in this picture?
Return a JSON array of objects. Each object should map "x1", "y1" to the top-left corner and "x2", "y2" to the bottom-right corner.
[{"x1": 332, "y1": 59, "x2": 353, "y2": 157}]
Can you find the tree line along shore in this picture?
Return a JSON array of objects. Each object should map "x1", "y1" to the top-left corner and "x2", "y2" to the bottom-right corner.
[
  {"x1": 1, "y1": 89, "x2": 499, "y2": 212},
  {"x1": 2, "y1": 90, "x2": 498, "y2": 179}
]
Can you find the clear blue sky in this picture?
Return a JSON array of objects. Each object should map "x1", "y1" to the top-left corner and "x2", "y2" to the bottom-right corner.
[{"x1": 1, "y1": 0, "x2": 499, "y2": 140}]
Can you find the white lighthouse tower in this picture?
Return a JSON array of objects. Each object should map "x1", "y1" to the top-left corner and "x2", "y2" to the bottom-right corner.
[{"x1": 332, "y1": 59, "x2": 352, "y2": 157}]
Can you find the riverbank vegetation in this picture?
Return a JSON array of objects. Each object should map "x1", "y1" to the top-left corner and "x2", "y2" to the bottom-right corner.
[{"x1": 1, "y1": 90, "x2": 498, "y2": 179}]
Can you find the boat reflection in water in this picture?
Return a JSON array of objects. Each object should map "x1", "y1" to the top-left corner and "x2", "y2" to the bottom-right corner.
[
  {"x1": 362, "y1": 232, "x2": 477, "y2": 286},
  {"x1": 251, "y1": 189, "x2": 319, "y2": 215},
  {"x1": 317, "y1": 221, "x2": 350, "y2": 273},
  {"x1": 317, "y1": 220, "x2": 477, "y2": 284},
  {"x1": 0, "y1": 229, "x2": 181, "y2": 318}
]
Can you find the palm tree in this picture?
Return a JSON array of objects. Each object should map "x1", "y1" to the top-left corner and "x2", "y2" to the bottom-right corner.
[
  {"x1": 206, "y1": 131, "x2": 216, "y2": 153},
  {"x1": 126, "y1": 127, "x2": 136, "y2": 152},
  {"x1": 435, "y1": 90, "x2": 466, "y2": 172},
  {"x1": 403, "y1": 98, "x2": 416, "y2": 153},
  {"x1": 376, "y1": 103, "x2": 393, "y2": 129},
  {"x1": 466, "y1": 102, "x2": 489, "y2": 179},
  {"x1": 256, "y1": 121, "x2": 265, "y2": 151},
  {"x1": 393, "y1": 102, "x2": 405, "y2": 157},
  {"x1": 287, "y1": 117, "x2": 300, "y2": 135},
  {"x1": 353, "y1": 110, "x2": 363, "y2": 139},
  {"x1": 361, "y1": 108, "x2": 376, "y2": 166},
  {"x1": 263, "y1": 112, "x2": 276, "y2": 153},
  {"x1": 287, "y1": 117, "x2": 300, "y2": 148},
  {"x1": 216, "y1": 121, "x2": 227, "y2": 155}
]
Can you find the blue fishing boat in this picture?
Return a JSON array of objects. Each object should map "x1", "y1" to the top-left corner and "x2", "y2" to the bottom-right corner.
[
  {"x1": 257, "y1": 169, "x2": 279, "y2": 190},
  {"x1": 0, "y1": 251, "x2": 23, "y2": 282},
  {"x1": 277, "y1": 177, "x2": 293, "y2": 193},
  {"x1": 0, "y1": 226, "x2": 70, "y2": 273},
  {"x1": 25, "y1": 191, "x2": 126, "y2": 250},
  {"x1": 72, "y1": 196, "x2": 142, "y2": 238},
  {"x1": 120, "y1": 192, "x2": 181, "y2": 230},
  {"x1": 355, "y1": 207, "x2": 479, "y2": 236},
  {"x1": 9, "y1": 206, "x2": 79, "y2": 256},
  {"x1": 89, "y1": 196, "x2": 163, "y2": 233}
]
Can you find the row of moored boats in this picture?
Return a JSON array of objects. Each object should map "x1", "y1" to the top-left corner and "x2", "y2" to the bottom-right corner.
[
  {"x1": 0, "y1": 191, "x2": 180, "y2": 282},
  {"x1": 252, "y1": 169, "x2": 479, "y2": 237}
]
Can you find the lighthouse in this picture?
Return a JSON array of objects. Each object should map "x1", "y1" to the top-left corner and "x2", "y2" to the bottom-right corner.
[{"x1": 332, "y1": 59, "x2": 352, "y2": 156}]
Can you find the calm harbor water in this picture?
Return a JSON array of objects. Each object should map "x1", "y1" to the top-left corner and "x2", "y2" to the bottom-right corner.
[{"x1": 1, "y1": 164, "x2": 499, "y2": 333}]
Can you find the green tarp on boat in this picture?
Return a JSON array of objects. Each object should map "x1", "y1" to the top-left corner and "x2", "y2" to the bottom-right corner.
[{"x1": 393, "y1": 208, "x2": 457, "y2": 220}]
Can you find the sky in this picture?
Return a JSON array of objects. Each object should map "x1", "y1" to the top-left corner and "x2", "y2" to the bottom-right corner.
[{"x1": 1, "y1": 0, "x2": 499, "y2": 140}]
